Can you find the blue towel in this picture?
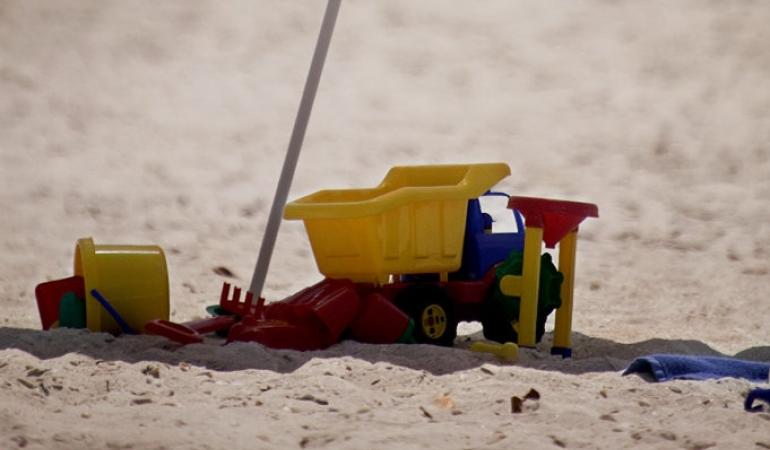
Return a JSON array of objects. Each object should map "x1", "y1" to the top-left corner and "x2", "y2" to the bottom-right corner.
[{"x1": 623, "y1": 354, "x2": 770, "y2": 382}]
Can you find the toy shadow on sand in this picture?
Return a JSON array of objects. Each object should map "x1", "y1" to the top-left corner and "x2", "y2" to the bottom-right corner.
[{"x1": 1, "y1": 326, "x2": 767, "y2": 376}]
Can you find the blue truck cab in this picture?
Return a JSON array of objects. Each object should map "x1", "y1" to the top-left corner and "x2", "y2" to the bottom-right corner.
[{"x1": 459, "y1": 192, "x2": 526, "y2": 280}]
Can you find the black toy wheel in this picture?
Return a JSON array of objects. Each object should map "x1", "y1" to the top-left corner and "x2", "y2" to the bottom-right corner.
[{"x1": 394, "y1": 284, "x2": 457, "y2": 346}]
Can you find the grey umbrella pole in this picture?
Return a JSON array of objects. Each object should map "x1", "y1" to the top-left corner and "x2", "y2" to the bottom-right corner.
[{"x1": 248, "y1": 0, "x2": 342, "y2": 301}]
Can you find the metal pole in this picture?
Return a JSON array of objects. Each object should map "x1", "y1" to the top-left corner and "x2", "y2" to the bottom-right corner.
[{"x1": 248, "y1": 0, "x2": 342, "y2": 299}]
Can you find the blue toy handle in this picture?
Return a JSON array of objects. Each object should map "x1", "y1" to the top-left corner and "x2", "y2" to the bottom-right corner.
[
  {"x1": 90, "y1": 289, "x2": 136, "y2": 335},
  {"x1": 745, "y1": 388, "x2": 770, "y2": 412}
]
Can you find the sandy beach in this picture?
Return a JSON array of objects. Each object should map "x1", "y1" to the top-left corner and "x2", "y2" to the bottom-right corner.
[{"x1": 1, "y1": 1, "x2": 769, "y2": 448}]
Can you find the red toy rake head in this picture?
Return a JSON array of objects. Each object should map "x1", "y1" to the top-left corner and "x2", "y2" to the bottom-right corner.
[{"x1": 218, "y1": 282, "x2": 265, "y2": 317}]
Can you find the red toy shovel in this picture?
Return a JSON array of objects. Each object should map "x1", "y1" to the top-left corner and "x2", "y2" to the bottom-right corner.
[
  {"x1": 35, "y1": 276, "x2": 85, "y2": 330},
  {"x1": 145, "y1": 316, "x2": 236, "y2": 345}
]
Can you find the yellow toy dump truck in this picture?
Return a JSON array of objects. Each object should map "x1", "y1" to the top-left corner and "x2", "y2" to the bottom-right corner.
[{"x1": 282, "y1": 162, "x2": 598, "y2": 356}]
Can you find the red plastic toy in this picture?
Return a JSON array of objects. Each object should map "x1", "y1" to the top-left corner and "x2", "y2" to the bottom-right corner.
[{"x1": 145, "y1": 316, "x2": 236, "y2": 345}]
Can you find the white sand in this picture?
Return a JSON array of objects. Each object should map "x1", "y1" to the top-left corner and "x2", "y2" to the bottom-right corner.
[{"x1": 1, "y1": 1, "x2": 769, "y2": 448}]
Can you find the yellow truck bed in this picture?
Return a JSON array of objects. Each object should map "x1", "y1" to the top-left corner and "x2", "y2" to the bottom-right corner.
[{"x1": 284, "y1": 163, "x2": 511, "y2": 284}]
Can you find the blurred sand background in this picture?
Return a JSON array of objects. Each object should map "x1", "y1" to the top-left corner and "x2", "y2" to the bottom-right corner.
[{"x1": 1, "y1": 0, "x2": 769, "y2": 448}]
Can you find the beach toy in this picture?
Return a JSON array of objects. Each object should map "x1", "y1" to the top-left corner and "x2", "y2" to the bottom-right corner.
[
  {"x1": 35, "y1": 275, "x2": 85, "y2": 330},
  {"x1": 58, "y1": 292, "x2": 86, "y2": 329},
  {"x1": 470, "y1": 341, "x2": 519, "y2": 361},
  {"x1": 145, "y1": 316, "x2": 236, "y2": 345},
  {"x1": 90, "y1": 289, "x2": 137, "y2": 335},
  {"x1": 226, "y1": 278, "x2": 361, "y2": 348},
  {"x1": 212, "y1": 163, "x2": 597, "y2": 353},
  {"x1": 284, "y1": 163, "x2": 511, "y2": 285},
  {"x1": 226, "y1": 316, "x2": 330, "y2": 351},
  {"x1": 263, "y1": 279, "x2": 361, "y2": 342},
  {"x1": 350, "y1": 292, "x2": 412, "y2": 344},
  {"x1": 499, "y1": 197, "x2": 598, "y2": 355},
  {"x1": 206, "y1": 304, "x2": 233, "y2": 318},
  {"x1": 218, "y1": 282, "x2": 264, "y2": 317},
  {"x1": 34, "y1": 239, "x2": 169, "y2": 335},
  {"x1": 74, "y1": 237, "x2": 169, "y2": 334}
]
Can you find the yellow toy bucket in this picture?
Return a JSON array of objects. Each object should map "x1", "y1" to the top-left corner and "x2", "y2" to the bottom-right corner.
[{"x1": 74, "y1": 237, "x2": 169, "y2": 334}]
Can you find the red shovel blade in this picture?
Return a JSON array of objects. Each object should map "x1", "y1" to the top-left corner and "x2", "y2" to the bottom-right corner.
[
  {"x1": 265, "y1": 278, "x2": 360, "y2": 341},
  {"x1": 350, "y1": 292, "x2": 410, "y2": 344},
  {"x1": 35, "y1": 276, "x2": 85, "y2": 330},
  {"x1": 226, "y1": 316, "x2": 330, "y2": 351}
]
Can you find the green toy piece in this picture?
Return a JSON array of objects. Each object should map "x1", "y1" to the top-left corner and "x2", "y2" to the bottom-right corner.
[
  {"x1": 481, "y1": 251, "x2": 564, "y2": 344},
  {"x1": 58, "y1": 291, "x2": 86, "y2": 329},
  {"x1": 396, "y1": 319, "x2": 417, "y2": 344},
  {"x1": 206, "y1": 304, "x2": 232, "y2": 317}
]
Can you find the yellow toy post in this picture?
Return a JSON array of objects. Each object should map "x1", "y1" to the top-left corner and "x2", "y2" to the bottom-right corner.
[
  {"x1": 503, "y1": 197, "x2": 598, "y2": 357},
  {"x1": 553, "y1": 230, "x2": 578, "y2": 352},
  {"x1": 500, "y1": 226, "x2": 544, "y2": 348}
]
